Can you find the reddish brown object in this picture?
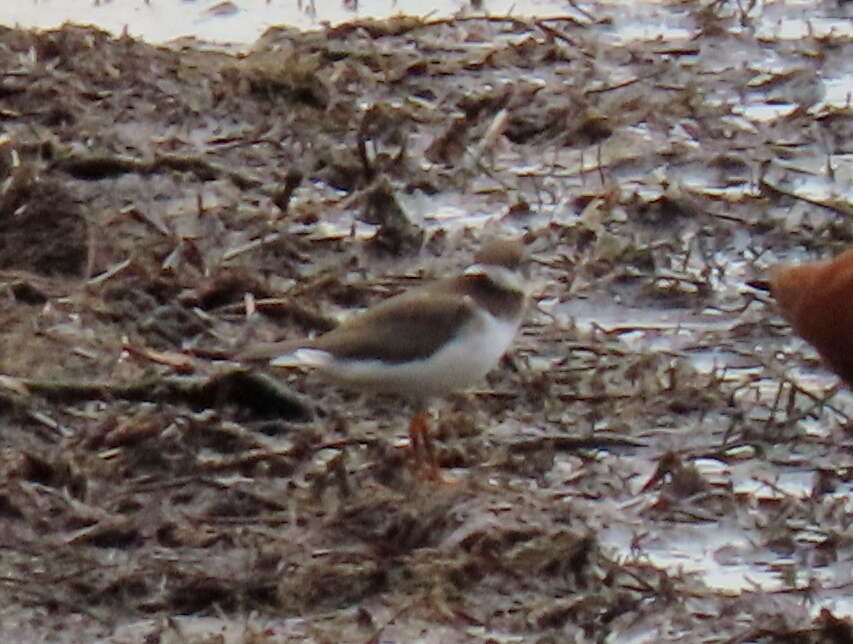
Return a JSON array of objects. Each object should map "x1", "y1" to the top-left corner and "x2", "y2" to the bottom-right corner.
[
  {"x1": 408, "y1": 409, "x2": 441, "y2": 481},
  {"x1": 771, "y1": 248, "x2": 853, "y2": 386}
]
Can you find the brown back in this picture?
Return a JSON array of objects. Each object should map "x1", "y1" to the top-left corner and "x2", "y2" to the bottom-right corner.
[{"x1": 771, "y1": 247, "x2": 853, "y2": 386}]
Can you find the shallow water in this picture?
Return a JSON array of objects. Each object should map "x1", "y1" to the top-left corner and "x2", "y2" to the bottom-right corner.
[
  {"x1": 1, "y1": 0, "x2": 582, "y2": 45},
  {"x1": 2, "y1": 0, "x2": 853, "y2": 636},
  {"x1": 7, "y1": 0, "x2": 844, "y2": 53}
]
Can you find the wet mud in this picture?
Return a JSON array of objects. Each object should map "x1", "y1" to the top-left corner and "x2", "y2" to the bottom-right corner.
[{"x1": 0, "y1": 5, "x2": 851, "y2": 642}]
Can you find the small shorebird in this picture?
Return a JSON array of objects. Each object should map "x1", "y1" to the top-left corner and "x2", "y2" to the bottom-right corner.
[
  {"x1": 262, "y1": 238, "x2": 528, "y2": 477},
  {"x1": 766, "y1": 247, "x2": 853, "y2": 387}
]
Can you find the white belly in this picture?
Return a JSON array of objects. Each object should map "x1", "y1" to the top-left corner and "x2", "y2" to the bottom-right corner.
[{"x1": 297, "y1": 311, "x2": 520, "y2": 398}]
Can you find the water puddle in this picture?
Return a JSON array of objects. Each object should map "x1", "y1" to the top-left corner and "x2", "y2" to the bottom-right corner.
[
  {"x1": 2, "y1": 0, "x2": 853, "y2": 633},
  {"x1": 594, "y1": 480, "x2": 853, "y2": 618},
  {"x1": 1, "y1": 0, "x2": 579, "y2": 46}
]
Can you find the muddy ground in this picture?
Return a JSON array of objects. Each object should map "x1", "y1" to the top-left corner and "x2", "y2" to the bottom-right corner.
[{"x1": 0, "y1": 3, "x2": 851, "y2": 642}]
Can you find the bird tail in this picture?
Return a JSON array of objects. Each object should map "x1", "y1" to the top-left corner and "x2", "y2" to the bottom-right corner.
[{"x1": 237, "y1": 338, "x2": 312, "y2": 365}]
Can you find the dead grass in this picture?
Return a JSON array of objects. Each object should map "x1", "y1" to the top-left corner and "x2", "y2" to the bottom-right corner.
[{"x1": 0, "y1": 7, "x2": 851, "y2": 642}]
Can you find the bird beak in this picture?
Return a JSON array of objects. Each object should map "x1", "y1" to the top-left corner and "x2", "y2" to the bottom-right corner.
[{"x1": 745, "y1": 279, "x2": 772, "y2": 293}]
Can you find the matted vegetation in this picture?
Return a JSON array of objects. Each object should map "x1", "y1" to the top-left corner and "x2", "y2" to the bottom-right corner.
[{"x1": 0, "y1": 2, "x2": 851, "y2": 641}]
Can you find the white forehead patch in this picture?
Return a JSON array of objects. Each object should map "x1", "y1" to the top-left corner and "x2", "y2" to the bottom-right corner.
[{"x1": 464, "y1": 263, "x2": 526, "y2": 294}]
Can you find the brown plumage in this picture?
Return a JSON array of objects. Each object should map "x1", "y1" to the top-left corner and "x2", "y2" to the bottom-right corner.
[
  {"x1": 300, "y1": 278, "x2": 522, "y2": 365},
  {"x1": 240, "y1": 238, "x2": 528, "y2": 480},
  {"x1": 242, "y1": 238, "x2": 527, "y2": 372},
  {"x1": 473, "y1": 236, "x2": 525, "y2": 271},
  {"x1": 770, "y1": 247, "x2": 853, "y2": 386}
]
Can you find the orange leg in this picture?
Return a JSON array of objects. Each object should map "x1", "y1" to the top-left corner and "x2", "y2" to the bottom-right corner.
[
  {"x1": 408, "y1": 410, "x2": 426, "y2": 473},
  {"x1": 408, "y1": 409, "x2": 442, "y2": 481}
]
